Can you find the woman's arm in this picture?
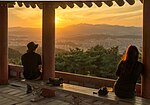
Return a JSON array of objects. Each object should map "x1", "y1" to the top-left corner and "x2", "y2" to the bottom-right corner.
[{"x1": 116, "y1": 61, "x2": 123, "y2": 76}]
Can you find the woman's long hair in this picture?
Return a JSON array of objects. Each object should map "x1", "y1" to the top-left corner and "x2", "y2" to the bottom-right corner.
[
  {"x1": 122, "y1": 45, "x2": 139, "y2": 63},
  {"x1": 120, "y1": 45, "x2": 139, "y2": 75}
]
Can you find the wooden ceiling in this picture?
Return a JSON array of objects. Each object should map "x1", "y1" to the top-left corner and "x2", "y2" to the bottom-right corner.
[{"x1": 5, "y1": 0, "x2": 143, "y2": 9}]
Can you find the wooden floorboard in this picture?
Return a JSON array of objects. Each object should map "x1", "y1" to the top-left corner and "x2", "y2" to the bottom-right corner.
[
  {"x1": 8, "y1": 90, "x2": 22, "y2": 95},
  {"x1": 14, "y1": 92, "x2": 26, "y2": 97},
  {"x1": 0, "y1": 79, "x2": 150, "y2": 105}
]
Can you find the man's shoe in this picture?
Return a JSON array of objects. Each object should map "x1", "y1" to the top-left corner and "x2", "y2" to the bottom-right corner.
[
  {"x1": 30, "y1": 96, "x2": 43, "y2": 102},
  {"x1": 26, "y1": 90, "x2": 32, "y2": 94}
]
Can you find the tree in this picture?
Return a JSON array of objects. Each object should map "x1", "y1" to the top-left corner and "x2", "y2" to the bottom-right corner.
[
  {"x1": 8, "y1": 48, "x2": 22, "y2": 65},
  {"x1": 55, "y1": 45, "x2": 121, "y2": 79}
]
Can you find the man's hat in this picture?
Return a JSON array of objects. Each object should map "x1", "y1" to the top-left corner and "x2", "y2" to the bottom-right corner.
[{"x1": 27, "y1": 42, "x2": 38, "y2": 51}]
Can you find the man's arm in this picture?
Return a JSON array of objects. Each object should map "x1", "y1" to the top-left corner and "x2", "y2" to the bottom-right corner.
[
  {"x1": 38, "y1": 65, "x2": 42, "y2": 72},
  {"x1": 21, "y1": 55, "x2": 25, "y2": 66},
  {"x1": 38, "y1": 54, "x2": 42, "y2": 72}
]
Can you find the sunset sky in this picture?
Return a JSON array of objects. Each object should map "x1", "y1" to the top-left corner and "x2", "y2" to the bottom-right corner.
[{"x1": 8, "y1": 1, "x2": 143, "y2": 28}]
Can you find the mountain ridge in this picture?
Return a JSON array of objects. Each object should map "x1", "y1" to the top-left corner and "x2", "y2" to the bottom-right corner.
[
  {"x1": 57, "y1": 23, "x2": 142, "y2": 39},
  {"x1": 9, "y1": 23, "x2": 142, "y2": 40}
]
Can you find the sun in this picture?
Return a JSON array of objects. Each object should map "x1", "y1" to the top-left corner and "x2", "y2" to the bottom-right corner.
[{"x1": 55, "y1": 16, "x2": 64, "y2": 28}]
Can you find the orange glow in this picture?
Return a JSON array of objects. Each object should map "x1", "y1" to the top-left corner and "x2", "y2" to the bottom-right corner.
[
  {"x1": 8, "y1": 1, "x2": 143, "y2": 28},
  {"x1": 55, "y1": 17, "x2": 58, "y2": 25},
  {"x1": 55, "y1": 16, "x2": 64, "y2": 28}
]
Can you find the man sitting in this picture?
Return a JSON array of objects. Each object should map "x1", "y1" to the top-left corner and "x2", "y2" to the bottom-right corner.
[{"x1": 21, "y1": 42, "x2": 42, "y2": 94}]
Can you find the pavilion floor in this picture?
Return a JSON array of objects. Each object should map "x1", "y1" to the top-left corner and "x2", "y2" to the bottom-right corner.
[
  {"x1": 0, "y1": 79, "x2": 150, "y2": 105},
  {"x1": 0, "y1": 79, "x2": 71, "y2": 105}
]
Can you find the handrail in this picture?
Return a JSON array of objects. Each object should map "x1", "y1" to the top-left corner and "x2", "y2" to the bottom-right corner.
[{"x1": 8, "y1": 64, "x2": 141, "y2": 96}]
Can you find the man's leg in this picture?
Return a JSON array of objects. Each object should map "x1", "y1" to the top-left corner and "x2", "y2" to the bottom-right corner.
[{"x1": 27, "y1": 84, "x2": 32, "y2": 94}]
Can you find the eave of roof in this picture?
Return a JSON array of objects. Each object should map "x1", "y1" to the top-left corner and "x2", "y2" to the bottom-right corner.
[{"x1": 2, "y1": 0, "x2": 143, "y2": 9}]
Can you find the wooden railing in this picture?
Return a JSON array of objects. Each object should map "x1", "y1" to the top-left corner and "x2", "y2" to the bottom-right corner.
[{"x1": 8, "y1": 64, "x2": 141, "y2": 96}]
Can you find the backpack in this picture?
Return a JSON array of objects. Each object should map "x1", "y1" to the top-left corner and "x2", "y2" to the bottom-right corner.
[
  {"x1": 98, "y1": 86, "x2": 108, "y2": 96},
  {"x1": 47, "y1": 77, "x2": 63, "y2": 86}
]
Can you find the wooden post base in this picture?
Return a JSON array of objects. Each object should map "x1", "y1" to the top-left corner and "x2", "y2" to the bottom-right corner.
[{"x1": 0, "y1": 80, "x2": 8, "y2": 85}]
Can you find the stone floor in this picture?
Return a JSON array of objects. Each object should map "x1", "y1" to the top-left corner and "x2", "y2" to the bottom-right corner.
[
  {"x1": 0, "y1": 80, "x2": 150, "y2": 105},
  {"x1": 0, "y1": 80, "x2": 112, "y2": 105},
  {"x1": 0, "y1": 84, "x2": 69, "y2": 105}
]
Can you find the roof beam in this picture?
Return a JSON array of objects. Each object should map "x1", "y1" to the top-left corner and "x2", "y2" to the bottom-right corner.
[
  {"x1": 126, "y1": 0, "x2": 135, "y2": 5},
  {"x1": 24, "y1": 2, "x2": 30, "y2": 8},
  {"x1": 7, "y1": 1, "x2": 143, "y2": 9},
  {"x1": 115, "y1": 0, "x2": 125, "y2": 6},
  {"x1": 59, "y1": 2, "x2": 67, "y2": 9},
  {"x1": 52, "y1": 2, "x2": 59, "y2": 9},
  {"x1": 37, "y1": 3, "x2": 42, "y2": 9},
  {"x1": 74, "y1": 2, "x2": 84, "y2": 8},
  {"x1": 84, "y1": 2, "x2": 93, "y2": 8},
  {"x1": 64, "y1": 2, "x2": 74, "y2": 8},
  {"x1": 140, "y1": 0, "x2": 143, "y2": 3},
  {"x1": 8, "y1": 2, "x2": 15, "y2": 8},
  {"x1": 17, "y1": 2, "x2": 23, "y2": 7},
  {"x1": 104, "y1": 1, "x2": 113, "y2": 7},
  {"x1": 94, "y1": 1, "x2": 102, "y2": 7},
  {"x1": 30, "y1": 2, "x2": 36, "y2": 8}
]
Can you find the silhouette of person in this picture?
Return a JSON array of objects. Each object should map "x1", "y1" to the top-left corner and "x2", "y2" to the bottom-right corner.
[
  {"x1": 114, "y1": 45, "x2": 144, "y2": 98},
  {"x1": 21, "y1": 42, "x2": 42, "y2": 94}
]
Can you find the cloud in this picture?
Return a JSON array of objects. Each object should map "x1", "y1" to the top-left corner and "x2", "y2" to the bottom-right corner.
[
  {"x1": 10, "y1": 6, "x2": 41, "y2": 20},
  {"x1": 9, "y1": 0, "x2": 143, "y2": 28}
]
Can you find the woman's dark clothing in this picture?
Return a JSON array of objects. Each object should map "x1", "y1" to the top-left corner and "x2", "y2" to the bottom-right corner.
[
  {"x1": 21, "y1": 51, "x2": 41, "y2": 80},
  {"x1": 114, "y1": 61, "x2": 144, "y2": 98}
]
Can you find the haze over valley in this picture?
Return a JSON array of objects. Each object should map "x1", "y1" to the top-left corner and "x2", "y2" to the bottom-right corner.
[{"x1": 8, "y1": 24, "x2": 142, "y2": 54}]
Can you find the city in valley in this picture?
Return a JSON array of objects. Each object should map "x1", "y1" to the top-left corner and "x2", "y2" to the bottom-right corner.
[{"x1": 8, "y1": 24, "x2": 142, "y2": 54}]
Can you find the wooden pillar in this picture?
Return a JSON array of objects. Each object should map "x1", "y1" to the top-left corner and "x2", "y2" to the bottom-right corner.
[
  {"x1": 0, "y1": 3, "x2": 8, "y2": 85},
  {"x1": 142, "y1": 0, "x2": 150, "y2": 99},
  {"x1": 42, "y1": 3, "x2": 55, "y2": 80}
]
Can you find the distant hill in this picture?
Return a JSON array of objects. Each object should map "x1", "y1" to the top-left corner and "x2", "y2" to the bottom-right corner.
[
  {"x1": 9, "y1": 24, "x2": 142, "y2": 40},
  {"x1": 8, "y1": 24, "x2": 143, "y2": 57},
  {"x1": 9, "y1": 27, "x2": 41, "y2": 39},
  {"x1": 56, "y1": 24, "x2": 142, "y2": 39},
  {"x1": 62, "y1": 34, "x2": 142, "y2": 41},
  {"x1": 9, "y1": 46, "x2": 66, "y2": 55}
]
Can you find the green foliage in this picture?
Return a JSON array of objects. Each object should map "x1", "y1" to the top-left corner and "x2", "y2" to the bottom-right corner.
[
  {"x1": 8, "y1": 46, "x2": 66, "y2": 65},
  {"x1": 8, "y1": 48, "x2": 22, "y2": 65},
  {"x1": 55, "y1": 45, "x2": 121, "y2": 79},
  {"x1": 10, "y1": 45, "x2": 143, "y2": 80},
  {"x1": 56, "y1": 48, "x2": 97, "y2": 75}
]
